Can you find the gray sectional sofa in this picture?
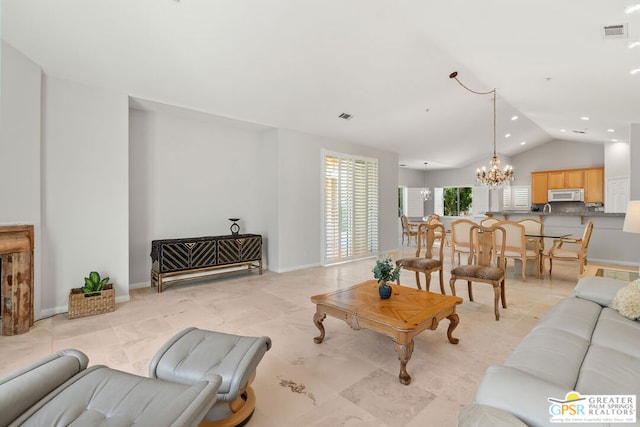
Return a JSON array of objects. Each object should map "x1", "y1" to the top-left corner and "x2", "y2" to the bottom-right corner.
[{"x1": 461, "y1": 275, "x2": 640, "y2": 427}]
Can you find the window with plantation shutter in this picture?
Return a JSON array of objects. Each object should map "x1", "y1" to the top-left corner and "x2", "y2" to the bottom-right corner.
[
  {"x1": 503, "y1": 185, "x2": 531, "y2": 210},
  {"x1": 434, "y1": 187, "x2": 444, "y2": 216},
  {"x1": 503, "y1": 187, "x2": 511, "y2": 209},
  {"x1": 323, "y1": 152, "x2": 379, "y2": 264},
  {"x1": 405, "y1": 188, "x2": 424, "y2": 217}
]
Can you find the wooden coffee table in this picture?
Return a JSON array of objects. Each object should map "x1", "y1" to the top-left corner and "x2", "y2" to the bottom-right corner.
[{"x1": 311, "y1": 280, "x2": 462, "y2": 385}]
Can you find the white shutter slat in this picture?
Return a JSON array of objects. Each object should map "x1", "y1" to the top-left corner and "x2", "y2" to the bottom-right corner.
[
  {"x1": 503, "y1": 185, "x2": 531, "y2": 210},
  {"x1": 503, "y1": 187, "x2": 511, "y2": 209},
  {"x1": 434, "y1": 187, "x2": 444, "y2": 216},
  {"x1": 513, "y1": 186, "x2": 530, "y2": 209},
  {"x1": 323, "y1": 152, "x2": 379, "y2": 264}
]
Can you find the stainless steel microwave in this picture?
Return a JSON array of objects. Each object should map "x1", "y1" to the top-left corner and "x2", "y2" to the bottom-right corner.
[{"x1": 548, "y1": 188, "x2": 584, "y2": 202}]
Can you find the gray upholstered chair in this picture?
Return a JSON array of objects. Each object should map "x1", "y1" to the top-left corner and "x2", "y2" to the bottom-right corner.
[
  {"x1": 0, "y1": 349, "x2": 222, "y2": 427},
  {"x1": 149, "y1": 327, "x2": 272, "y2": 427}
]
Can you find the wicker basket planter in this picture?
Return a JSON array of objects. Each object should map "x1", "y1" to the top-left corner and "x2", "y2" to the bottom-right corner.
[{"x1": 68, "y1": 284, "x2": 115, "y2": 319}]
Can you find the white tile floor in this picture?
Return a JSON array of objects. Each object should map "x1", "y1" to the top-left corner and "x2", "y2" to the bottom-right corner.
[{"x1": 0, "y1": 246, "x2": 584, "y2": 426}]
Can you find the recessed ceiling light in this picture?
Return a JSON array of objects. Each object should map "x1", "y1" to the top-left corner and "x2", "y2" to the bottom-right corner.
[
  {"x1": 581, "y1": 116, "x2": 590, "y2": 121},
  {"x1": 520, "y1": 141, "x2": 527, "y2": 145},
  {"x1": 505, "y1": 133, "x2": 511, "y2": 138},
  {"x1": 560, "y1": 129, "x2": 567, "y2": 132},
  {"x1": 511, "y1": 115, "x2": 518, "y2": 121},
  {"x1": 608, "y1": 129, "x2": 615, "y2": 132},
  {"x1": 625, "y1": 4, "x2": 640, "y2": 14},
  {"x1": 631, "y1": 68, "x2": 640, "y2": 75},
  {"x1": 629, "y1": 41, "x2": 640, "y2": 49}
]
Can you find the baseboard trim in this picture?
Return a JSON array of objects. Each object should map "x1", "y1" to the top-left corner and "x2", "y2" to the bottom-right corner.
[{"x1": 38, "y1": 294, "x2": 131, "y2": 320}]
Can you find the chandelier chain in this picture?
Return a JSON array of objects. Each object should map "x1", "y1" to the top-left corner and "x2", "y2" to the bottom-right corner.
[{"x1": 449, "y1": 71, "x2": 514, "y2": 190}]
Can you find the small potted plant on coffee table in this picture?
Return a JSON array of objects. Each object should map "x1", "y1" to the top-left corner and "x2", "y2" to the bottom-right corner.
[
  {"x1": 68, "y1": 271, "x2": 115, "y2": 319},
  {"x1": 372, "y1": 258, "x2": 401, "y2": 299}
]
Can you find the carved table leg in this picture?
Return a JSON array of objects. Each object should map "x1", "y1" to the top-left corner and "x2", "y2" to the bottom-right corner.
[
  {"x1": 393, "y1": 339, "x2": 415, "y2": 385},
  {"x1": 446, "y1": 313, "x2": 460, "y2": 344},
  {"x1": 313, "y1": 312, "x2": 326, "y2": 344}
]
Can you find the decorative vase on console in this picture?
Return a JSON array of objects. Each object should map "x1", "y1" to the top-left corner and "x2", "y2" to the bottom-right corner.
[
  {"x1": 229, "y1": 218, "x2": 240, "y2": 236},
  {"x1": 372, "y1": 258, "x2": 401, "y2": 300}
]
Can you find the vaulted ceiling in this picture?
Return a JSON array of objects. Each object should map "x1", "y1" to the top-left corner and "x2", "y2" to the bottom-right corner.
[{"x1": 3, "y1": 1, "x2": 639, "y2": 169}]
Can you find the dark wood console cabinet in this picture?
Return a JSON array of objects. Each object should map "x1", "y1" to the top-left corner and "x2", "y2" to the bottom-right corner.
[{"x1": 150, "y1": 234, "x2": 262, "y2": 292}]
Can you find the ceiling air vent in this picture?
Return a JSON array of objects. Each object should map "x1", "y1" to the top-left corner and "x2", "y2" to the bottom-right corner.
[
  {"x1": 338, "y1": 113, "x2": 353, "y2": 120},
  {"x1": 572, "y1": 130, "x2": 586, "y2": 134},
  {"x1": 602, "y1": 24, "x2": 628, "y2": 39}
]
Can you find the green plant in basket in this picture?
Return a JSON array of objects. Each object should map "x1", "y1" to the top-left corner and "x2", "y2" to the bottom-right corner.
[
  {"x1": 81, "y1": 271, "x2": 109, "y2": 296},
  {"x1": 372, "y1": 258, "x2": 400, "y2": 285}
]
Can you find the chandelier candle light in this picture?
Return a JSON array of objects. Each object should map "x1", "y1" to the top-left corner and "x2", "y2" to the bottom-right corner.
[{"x1": 449, "y1": 71, "x2": 514, "y2": 190}]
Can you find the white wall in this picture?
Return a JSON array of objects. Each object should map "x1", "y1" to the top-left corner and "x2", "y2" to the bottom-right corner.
[
  {"x1": 274, "y1": 129, "x2": 398, "y2": 271},
  {"x1": 257, "y1": 129, "x2": 280, "y2": 271},
  {"x1": 631, "y1": 124, "x2": 640, "y2": 200},
  {"x1": 128, "y1": 108, "x2": 275, "y2": 285},
  {"x1": 399, "y1": 167, "x2": 428, "y2": 217},
  {"x1": 509, "y1": 139, "x2": 604, "y2": 184},
  {"x1": 41, "y1": 76, "x2": 129, "y2": 314},
  {"x1": 0, "y1": 42, "x2": 43, "y2": 318},
  {"x1": 605, "y1": 142, "x2": 630, "y2": 179}
]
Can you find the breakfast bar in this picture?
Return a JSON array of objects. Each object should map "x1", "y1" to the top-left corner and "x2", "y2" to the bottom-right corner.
[{"x1": 482, "y1": 211, "x2": 633, "y2": 266}]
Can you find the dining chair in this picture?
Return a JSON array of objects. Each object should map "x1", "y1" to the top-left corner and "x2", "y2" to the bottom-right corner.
[
  {"x1": 396, "y1": 223, "x2": 446, "y2": 293},
  {"x1": 449, "y1": 224, "x2": 507, "y2": 321},
  {"x1": 518, "y1": 218, "x2": 544, "y2": 272},
  {"x1": 545, "y1": 221, "x2": 594, "y2": 275},
  {"x1": 400, "y1": 215, "x2": 418, "y2": 246},
  {"x1": 449, "y1": 218, "x2": 476, "y2": 267},
  {"x1": 480, "y1": 217, "x2": 500, "y2": 228},
  {"x1": 426, "y1": 214, "x2": 448, "y2": 247},
  {"x1": 494, "y1": 220, "x2": 539, "y2": 282},
  {"x1": 426, "y1": 213, "x2": 441, "y2": 222}
]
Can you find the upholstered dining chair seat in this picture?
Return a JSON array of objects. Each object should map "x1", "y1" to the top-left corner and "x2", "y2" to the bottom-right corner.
[
  {"x1": 397, "y1": 257, "x2": 441, "y2": 270},
  {"x1": 451, "y1": 265, "x2": 504, "y2": 281},
  {"x1": 548, "y1": 248, "x2": 580, "y2": 258},
  {"x1": 449, "y1": 224, "x2": 507, "y2": 321},
  {"x1": 502, "y1": 249, "x2": 538, "y2": 258}
]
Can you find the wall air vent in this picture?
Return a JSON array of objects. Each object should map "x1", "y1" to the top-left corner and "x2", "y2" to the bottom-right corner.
[
  {"x1": 602, "y1": 24, "x2": 628, "y2": 39},
  {"x1": 338, "y1": 113, "x2": 353, "y2": 120}
]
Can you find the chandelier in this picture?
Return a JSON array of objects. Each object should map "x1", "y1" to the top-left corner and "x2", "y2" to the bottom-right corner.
[
  {"x1": 449, "y1": 71, "x2": 514, "y2": 190},
  {"x1": 420, "y1": 162, "x2": 432, "y2": 201}
]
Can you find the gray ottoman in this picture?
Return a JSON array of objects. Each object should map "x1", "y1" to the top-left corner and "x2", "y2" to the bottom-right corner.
[{"x1": 149, "y1": 327, "x2": 272, "y2": 426}]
